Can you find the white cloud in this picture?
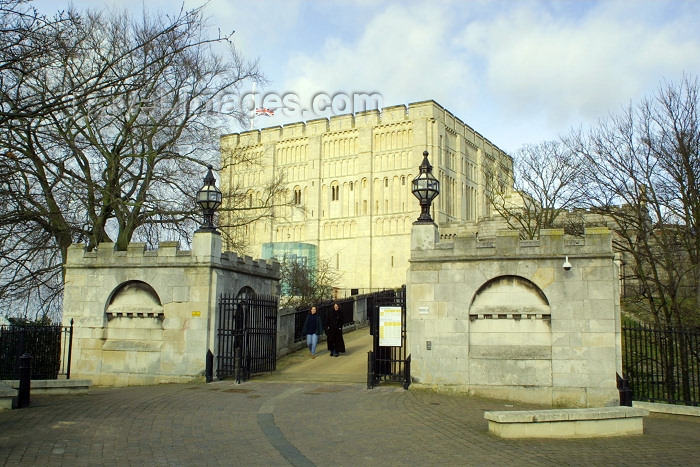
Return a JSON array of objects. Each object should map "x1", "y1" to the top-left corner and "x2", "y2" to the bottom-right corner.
[
  {"x1": 456, "y1": 1, "x2": 700, "y2": 137},
  {"x1": 30, "y1": 0, "x2": 700, "y2": 152},
  {"x1": 281, "y1": 2, "x2": 476, "y2": 115}
]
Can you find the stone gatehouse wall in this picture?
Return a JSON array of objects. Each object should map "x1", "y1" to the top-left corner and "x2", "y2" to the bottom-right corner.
[
  {"x1": 407, "y1": 226, "x2": 621, "y2": 407},
  {"x1": 62, "y1": 232, "x2": 279, "y2": 386}
]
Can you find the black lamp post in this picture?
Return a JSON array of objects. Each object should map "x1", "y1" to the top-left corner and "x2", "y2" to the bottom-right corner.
[
  {"x1": 196, "y1": 165, "x2": 222, "y2": 233},
  {"x1": 411, "y1": 150, "x2": 440, "y2": 223}
]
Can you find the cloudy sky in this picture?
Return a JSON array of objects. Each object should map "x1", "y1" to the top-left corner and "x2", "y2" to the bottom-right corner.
[{"x1": 33, "y1": 0, "x2": 700, "y2": 153}]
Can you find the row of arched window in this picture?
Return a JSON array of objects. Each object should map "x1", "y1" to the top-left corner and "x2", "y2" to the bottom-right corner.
[
  {"x1": 322, "y1": 220, "x2": 357, "y2": 239},
  {"x1": 322, "y1": 157, "x2": 358, "y2": 178},
  {"x1": 285, "y1": 164, "x2": 308, "y2": 182},
  {"x1": 277, "y1": 143, "x2": 308, "y2": 165},
  {"x1": 374, "y1": 151, "x2": 411, "y2": 171},
  {"x1": 232, "y1": 170, "x2": 262, "y2": 190},
  {"x1": 322, "y1": 135, "x2": 358, "y2": 158},
  {"x1": 275, "y1": 224, "x2": 305, "y2": 242},
  {"x1": 318, "y1": 174, "x2": 414, "y2": 219},
  {"x1": 373, "y1": 127, "x2": 412, "y2": 151},
  {"x1": 373, "y1": 216, "x2": 413, "y2": 236}
]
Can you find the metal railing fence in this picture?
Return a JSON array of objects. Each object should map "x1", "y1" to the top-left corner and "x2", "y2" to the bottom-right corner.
[
  {"x1": 0, "y1": 320, "x2": 73, "y2": 380},
  {"x1": 622, "y1": 324, "x2": 699, "y2": 406}
]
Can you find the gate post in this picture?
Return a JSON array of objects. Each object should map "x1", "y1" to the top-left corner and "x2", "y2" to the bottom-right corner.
[
  {"x1": 66, "y1": 318, "x2": 74, "y2": 379},
  {"x1": 205, "y1": 350, "x2": 214, "y2": 383},
  {"x1": 403, "y1": 355, "x2": 411, "y2": 390},
  {"x1": 234, "y1": 347, "x2": 242, "y2": 384},
  {"x1": 617, "y1": 373, "x2": 633, "y2": 406},
  {"x1": 18, "y1": 353, "x2": 32, "y2": 408},
  {"x1": 367, "y1": 350, "x2": 375, "y2": 389}
]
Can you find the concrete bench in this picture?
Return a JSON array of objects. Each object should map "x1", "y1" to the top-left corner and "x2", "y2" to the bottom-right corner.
[
  {"x1": 1, "y1": 379, "x2": 91, "y2": 396},
  {"x1": 0, "y1": 382, "x2": 16, "y2": 410},
  {"x1": 484, "y1": 406, "x2": 649, "y2": 438}
]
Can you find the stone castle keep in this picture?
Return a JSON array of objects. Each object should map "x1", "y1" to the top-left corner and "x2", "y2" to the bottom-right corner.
[
  {"x1": 407, "y1": 225, "x2": 622, "y2": 407},
  {"x1": 220, "y1": 100, "x2": 513, "y2": 295},
  {"x1": 62, "y1": 232, "x2": 279, "y2": 386}
]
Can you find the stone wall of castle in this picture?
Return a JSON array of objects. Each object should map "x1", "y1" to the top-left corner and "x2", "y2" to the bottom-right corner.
[
  {"x1": 407, "y1": 226, "x2": 622, "y2": 407},
  {"x1": 62, "y1": 232, "x2": 279, "y2": 386}
]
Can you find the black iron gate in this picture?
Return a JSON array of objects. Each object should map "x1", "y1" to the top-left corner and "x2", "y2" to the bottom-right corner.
[
  {"x1": 216, "y1": 293, "x2": 278, "y2": 383},
  {"x1": 367, "y1": 286, "x2": 410, "y2": 389}
]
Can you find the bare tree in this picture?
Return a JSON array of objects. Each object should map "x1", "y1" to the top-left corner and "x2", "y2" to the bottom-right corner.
[
  {"x1": 278, "y1": 255, "x2": 342, "y2": 309},
  {"x1": 485, "y1": 140, "x2": 585, "y2": 239},
  {"x1": 568, "y1": 75, "x2": 700, "y2": 403},
  {"x1": 217, "y1": 145, "x2": 294, "y2": 254},
  {"x1": 0, "y1": 3, "x2": 289, "y2": 320},
  {"x1": 569, "y1": 76, "x2": 700, "y2": 328},
  {"x1": 1, "y1": 0, "x2": 72, "y2": 124}
]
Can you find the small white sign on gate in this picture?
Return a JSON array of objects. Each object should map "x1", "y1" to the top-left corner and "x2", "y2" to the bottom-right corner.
[{"x1": 379, "y1": 306, "x2": 402, "y2": 347}]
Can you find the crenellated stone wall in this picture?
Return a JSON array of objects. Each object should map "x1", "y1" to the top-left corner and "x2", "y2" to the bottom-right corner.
[
  {"x1": 407, "y1": 226, "x2": 622, "y2": 407},
  {"x1": 62, "y1": 232, "x2": 280, "y2": 386}
]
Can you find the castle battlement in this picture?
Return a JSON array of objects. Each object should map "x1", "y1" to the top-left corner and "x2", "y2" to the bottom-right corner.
[
  {"x1": 427, "y1": 227, "x2": 613, "y2": 259},
  {"x1": 221, "y1": 101, "x2": 509, "y2": 159},
  {"x1": 66, "y1": 240, "x2": 279, "y2": 277}
]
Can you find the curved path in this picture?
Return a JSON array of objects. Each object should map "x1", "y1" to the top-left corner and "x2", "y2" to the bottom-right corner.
[
  {"x1": 1, "y1": 328, "x2": 699, "y2": 466},
  {"x1": 254, "y1": 326, "x2": 374, "y2": 384}
]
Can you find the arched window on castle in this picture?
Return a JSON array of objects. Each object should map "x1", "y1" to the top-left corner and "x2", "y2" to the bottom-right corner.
[
  {"x1": 293, "y1": 186, "x2": 302, "y2": 205},
  {"x1": 331, "y1": 183, "x2": 340, "y2": 201}
]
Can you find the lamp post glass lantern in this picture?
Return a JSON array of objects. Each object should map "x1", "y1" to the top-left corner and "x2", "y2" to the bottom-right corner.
[
  {"x1": 411, "y1": 150, "x2": 440, "y2": 223},
  {"x1": 196, "y1": 165, "x2": 222, "y2": 232}
]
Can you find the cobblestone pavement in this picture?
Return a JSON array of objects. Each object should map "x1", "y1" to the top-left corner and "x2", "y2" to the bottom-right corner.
[{"x1": 1, "y1": 329, "x2": 698, "y2": 466}]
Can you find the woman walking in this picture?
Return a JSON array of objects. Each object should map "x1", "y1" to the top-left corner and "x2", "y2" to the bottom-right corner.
[
  {"x1": 326, "y1": 302, "x2": 345, "y2": 357},
  {"x1": 301, "y1": 306, "x2": 323, "y2": 358}
]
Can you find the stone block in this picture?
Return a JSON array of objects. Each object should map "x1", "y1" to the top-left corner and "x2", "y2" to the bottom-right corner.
[
  {"x1": 495, "y1": 229, "x2": 519, "y2": 253},
  {"x1": 470, "y1": 359, "x2": 552, "y2": 386},
  {"x1": 582, "y1": 330, "x2": 616, "y2": 347},
  {"x1": 172, "y1": 286, "x2": 190, "y2": 302},
  {"x1": 551, "y1": 318, "x2": 589, "y2": 333},
  {"x1": 588, "y1": 281, "x2": 615, "y2": 300},
  {"x1": 584, "y1": 300, "x2": 616, "y2": 319},
  {"x1": 469, "y1": 345, "x2": 551, "y2": 359},
  {"x1": 552, "y1": 387, "x2": 588, "y2": 407},
  {"x1": 530, "y1": 266, "x2": 555, "y2": 289},
  {"x1": 515, "y1": 260, "x2": 538, "y2": 279},
  {"x1": 551, "y1": 359, "x2": 585, "y2": 375},
  {"x1": 582, "y1": 265, "x2": 614, "y2": 282},
  {"x1": 411, "y1": 283, "x2": 435, "y2": 303},
  {"x1": 410, "y1": 270, "x2": 439, "y2": 284}
]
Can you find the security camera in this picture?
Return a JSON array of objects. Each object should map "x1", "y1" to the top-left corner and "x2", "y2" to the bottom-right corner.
[{"x1": 562, "y1": 256, "x2": 572, "y2": 271}]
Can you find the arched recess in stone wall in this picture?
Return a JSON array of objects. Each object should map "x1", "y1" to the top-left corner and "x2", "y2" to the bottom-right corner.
[
  {"x1": 467, "y1": 275, "x2": 553, "y2": 388},
  {"x1": 103, "y1": 280, "x2": 165, "y2": 359},
  {"x1": 468, "y1": 275, "x2": 550, "y2": 318},
  {"x1": 105, "y1": 280, "x2": 163, "y2": 319},
  {"x1": 237, "y1": 286, "x2": 255, "y2": 298}
]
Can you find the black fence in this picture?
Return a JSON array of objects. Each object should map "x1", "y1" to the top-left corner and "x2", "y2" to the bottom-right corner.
[
  {"x1": 294, "y1": 297, "x2": 355, "y2": 343},
  {"x1": 216, "y1": 294, "x2": 277, "y2": 383},
  {"x1": 0, "y1": 320, "x2": 74, "y2": 380},
  {"x1": 622, "y1": 324, "x2": 700, "y2": 406}
]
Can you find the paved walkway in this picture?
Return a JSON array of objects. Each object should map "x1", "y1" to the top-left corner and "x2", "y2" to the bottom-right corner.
[{"x1": 1, "y1": 328, "x2": 699, "y2": 466}]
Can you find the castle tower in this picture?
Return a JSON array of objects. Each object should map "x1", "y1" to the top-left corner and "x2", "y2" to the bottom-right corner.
[{"x1": 220, "y1": 100, "x2": 513, "y2": 295}]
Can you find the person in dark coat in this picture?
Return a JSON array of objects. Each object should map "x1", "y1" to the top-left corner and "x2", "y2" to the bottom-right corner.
[
  {"x1": 326, "y1": 302, "x2": 345, "y2": 357},
  {"x1": 301, "y1": 306, "x2": 323, "y2": 358}
]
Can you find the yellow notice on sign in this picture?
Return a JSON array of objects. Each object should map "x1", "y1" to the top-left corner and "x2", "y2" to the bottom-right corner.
[
  {"x1": 192, "y1": 311, "x2": 201, "y2": 317},
  {"x1": 379, "y1": 306, "x2": 402, "y2": 347}
]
